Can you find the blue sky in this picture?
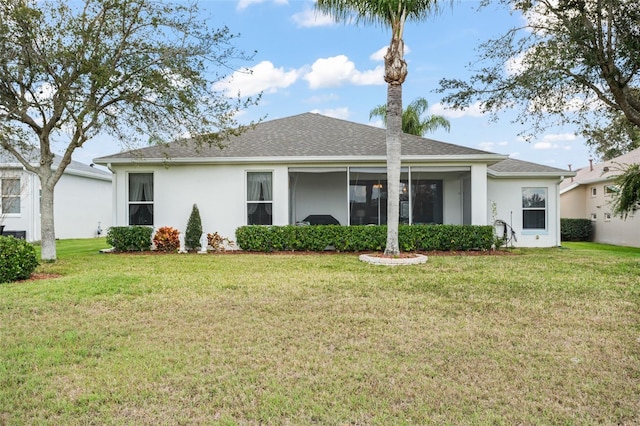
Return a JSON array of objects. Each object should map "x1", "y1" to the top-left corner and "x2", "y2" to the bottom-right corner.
[{"x1": 78, "y1": 0, "x2": 593, "y2": 172}]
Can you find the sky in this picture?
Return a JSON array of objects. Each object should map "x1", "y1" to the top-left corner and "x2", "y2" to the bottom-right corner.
[{"x1": 74, "y1": 0, "x2": 594, "y2": 172}]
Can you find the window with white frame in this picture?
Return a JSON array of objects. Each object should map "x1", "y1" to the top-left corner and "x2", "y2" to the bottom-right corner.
[
  {"x1": 247, "y1": 171, "x2": 272, "y2": 225},
  {"x1": 591, "y1": 187, "x2": 597, "y2": 197},
  {"x1": 128, "y1": 173, "x2": 154, "y2": 225},
  {"x1": 590, "y1": 213, "x2": 597, "y2": 221},
  {"x1": 1, "y1": 178, "x2": 21, "y2": 214},
  {"x1": 522, "y1": 188, "x2": 547, "y2": 230},
  {"x1": 604, "y1": 212, "x2": 612, "y2": 221}
]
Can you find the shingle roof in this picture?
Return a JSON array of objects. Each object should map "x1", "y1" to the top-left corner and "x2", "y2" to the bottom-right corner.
[
  {"x1": 95, "y1": 112, "x2": 504, "y2": 162},
  {"x1": 488, "y1": 158, "x2": 574, "y2": 176},
  {"x1": 559, "y1": 147, "x2": 640, "y2": 191},
  {"x1": 1, "y1": 147, "x2": 111, "y2": 179}
]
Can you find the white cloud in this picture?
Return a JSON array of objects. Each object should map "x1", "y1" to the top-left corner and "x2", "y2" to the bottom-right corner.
[
  {"x1": 429, "y1": 101, "x2": 484, "y2": 118},
  {"x1": 237, "y1": 0, "x2": 287, "y2": 11},
  {"x1": 213, "y1": 61, "x2": 301, "y2": 97},
  {"x1": 304, "y1": 55, "x2": 384, "y2": 89},
  {"x1": 541, "y1": 133, "x2": 577, "y2": 142},
  {"x1": 478, "y1": 141, "x2": 509, "y2": 152},
  {"x1": 534, "y1": 142, "x2": 554, "y2": 150},
  {"x1": 310, "y1": 107, "x2": 350, "y2": 120},
  {"x1": 291, "y1": 8, "x2": 335, "y2": 27}
]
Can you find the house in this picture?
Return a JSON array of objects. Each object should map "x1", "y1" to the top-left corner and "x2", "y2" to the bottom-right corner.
[
  {"x1": 560, "y1": 147, "x2": 640, "y2": 247},
  {"x1": 94, "y1": 113, "x2": 574, "y2": 248},
  {"x1": 1, "y1": 148, "x2": 112, "y2": 241}
]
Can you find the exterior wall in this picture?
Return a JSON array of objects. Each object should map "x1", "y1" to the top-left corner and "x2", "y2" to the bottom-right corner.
[
  {"x1": 0, "y1": 169, "x2": 38, "y2": 240},
  {"x1": 1, "y1": 168, "x2": 111, "y2": 241},
  {"x1": 470, "y1": 164, "x2": 488, "y2": 225},
  {"x1": 488, "y1": 177, "x2": 562, "y2": 247},
  {"x1": 584, "y1": 180, "x2": 639, "y2": 247},
  {"x1": 54, "y1": 172, "x2": 113, "y2": 239},
  {"x1": 560, "y1": 186, "x2": 587, "y2": 218},
  {"x1": 110, "y1": 163, "x2": 290, "y2": 242}
]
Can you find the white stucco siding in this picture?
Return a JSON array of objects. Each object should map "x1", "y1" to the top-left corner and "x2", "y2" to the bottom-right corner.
[
  {"x1": 488, "y1": 177, "x2": 562, "y2": 247},
  {"x1": 112, "y1": 163, "x2": 290, "y2": 242},
  {"x1": 470, "y1": 164, "x2": 488, "y2": 225},
  {"x1": 54, "y1": 173, "x2": 112, "y2": 239},
  {"x1": 0, "y1": 170, "x2": 38, "y2": 240}
]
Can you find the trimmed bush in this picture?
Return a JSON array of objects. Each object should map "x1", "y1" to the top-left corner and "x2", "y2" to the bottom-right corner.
[
  {"x1": 0, "y1": 236, "x2": 39, "y2": 283},
  {"x1": 561, "y1": 218, "x2": 594, "y2": 242},
  {"x1": 185, "y1": 204, "x2": 203, "y2": 251},
  {"x1": 106, "y1": 226, "x2": 153, "y2": 252},
  {"x1": 235, "y1": 224, "x2": 494, "y2": 252},
  {"x1": 153, "y1": 226, "x2": 180, "y2": 252}
]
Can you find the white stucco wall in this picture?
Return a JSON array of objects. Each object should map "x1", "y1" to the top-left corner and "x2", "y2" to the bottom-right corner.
[
  {"x1": 111, "y1": 163, "x2": 290, "y2": 242},
  {"x1": 488, "y1": 177, "x2": 562, "y2": 247},
  {"x1": 54, "y1": 172, "x2": 113, "y2": 240},
  {"x1": 1, "y1": 168, "x2": 111, "y2": 241},
  {"x1": 584, "y1": 181, "x2": 640, "y2": 247}
]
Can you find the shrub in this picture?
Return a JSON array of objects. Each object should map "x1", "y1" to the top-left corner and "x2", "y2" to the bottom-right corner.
[
  {"x1": 153, "y1": 226, "x2": 180, "y2": 252},
  {"x1": 235, "y1": 224, "x2": 494, "y2": 252},
  {"x1": 207, "y1": 232, "x2": 234, "y2": 252},
  {"x1": 106, "y1": 226, "x2": 153, "y2": 252},
  {"x1": 185, "y1": 204, "x2": 203, "y2": 251},
  {"x1": 561, "y1": 218, "x2": 593, "y2": 242},
  {"x1": 0, "y1": 236, "x2": 39, "y2": 284}
]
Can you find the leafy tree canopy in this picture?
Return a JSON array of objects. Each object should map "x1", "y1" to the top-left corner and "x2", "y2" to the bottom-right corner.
[
  {"x1": 0, "y1": 0, "x2": 259, "y2": 260},
  {"x1": 438, "y1": 0, "x2": 640, "y2": 146}
]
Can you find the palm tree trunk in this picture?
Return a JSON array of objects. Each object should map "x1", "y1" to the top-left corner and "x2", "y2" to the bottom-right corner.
[{"x1": 385, "y1": 81, "x2": 402, "y2": 256}]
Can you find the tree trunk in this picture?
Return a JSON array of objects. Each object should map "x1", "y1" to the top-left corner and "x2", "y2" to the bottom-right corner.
[
  {"x1": 39, "y1": 173, "x2": 57, "y2": 262},
  {"x1": 385, "y1": 81, "x2": 402, "y2": 256}
]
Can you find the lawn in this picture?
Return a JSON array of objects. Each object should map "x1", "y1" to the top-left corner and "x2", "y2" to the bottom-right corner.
[{"x1": 1, "y1": 240, "x2": 639, "y2": 425}]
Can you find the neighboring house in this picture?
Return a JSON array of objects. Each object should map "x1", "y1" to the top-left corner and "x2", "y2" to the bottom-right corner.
[
  {"x1": 560, "y1": 147, "x2": 640, "y2": 247},
  {"x1": 94, "y1": 113, "x2": 574, "y2": 248},
  {"x1": 1, "y1": 148, "x2": 112, "y2": 241}
]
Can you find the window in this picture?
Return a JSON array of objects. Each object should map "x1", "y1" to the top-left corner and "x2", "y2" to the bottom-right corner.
[
  {"x1": 522, "y1": 188, "x2": 547, "y2": 230},
  {"x1": 1, "y1": 178, "x2": 20, "y2": 214},
  {"x1": 590, "y1": 213, "x2": 597, "y2": 221},
  {"x1": 128, "y1": 173, "x2": 153, "y2": 225},
  {"x1": 247, "y1": 172, "x2": 272, "y2": 225},
  {"x1": 604, "y1": 212, "x2": 612, "y2": 222},
  {"x1": 605, "y1": 185, "x2": 618, "y2": 196},
  {"x1": 591, "y1": 187, "x2": 597, "y2": 197}
]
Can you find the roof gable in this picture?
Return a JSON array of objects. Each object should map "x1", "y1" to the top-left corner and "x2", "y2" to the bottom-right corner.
[{"x1": 559, "y1": 147, "x2": 640, "y2": 191}]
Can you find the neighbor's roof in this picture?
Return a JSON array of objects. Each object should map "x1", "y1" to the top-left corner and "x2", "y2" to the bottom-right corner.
[
  {"x1": 1, "y1": 147, "x2": 111, "y2": 181},
  {"x1": 94, "y1": 112, "x2": 507, "y2": 164},
  {"x1": 559, "y1": 147, "x2": 640, "y2": 192}
]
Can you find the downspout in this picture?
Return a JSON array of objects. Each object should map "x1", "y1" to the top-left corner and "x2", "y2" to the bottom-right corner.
[{"x1": 556, "y1": 176, "x2": 564, "y2": 247}]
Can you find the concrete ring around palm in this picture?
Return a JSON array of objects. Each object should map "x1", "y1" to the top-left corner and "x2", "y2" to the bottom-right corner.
[{"x1": 358, "y1": 253, "x2": 428, "y2": 266}]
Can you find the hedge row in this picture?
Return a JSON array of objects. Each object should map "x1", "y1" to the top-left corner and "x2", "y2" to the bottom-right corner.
[
  {"x1": 0, "y1": 236, "x2": 39, "y2": 284},
  {"x1": 560, "y1": 218, "x2": 594, "y2": 242},
  {"x1": 106, "y1": 226, "x2": 154, "y2": 252},
  {"x1": 235, "y1": 224, "x2": 494, "y2": 252}
]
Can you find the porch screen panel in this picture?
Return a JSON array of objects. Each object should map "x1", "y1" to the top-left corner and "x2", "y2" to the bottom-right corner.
[
  {"x1": 128, "y1": 173, "x2": 153, "y2": 225},
  {"x1": 247, "y1": 172, "x2": 272, "y2": 225},
  {"x1": 348, "y1": 169, "x2": 409, "y2": 225},
  {"x1": 411, "y1": 173, "x2": 443, "y2": 224}
]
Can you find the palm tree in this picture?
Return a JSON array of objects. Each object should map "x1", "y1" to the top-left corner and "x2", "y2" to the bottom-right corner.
[
  {"x1": 316, "y1": 0, "x2": 446, "y2": 255},
  {"x1": 369, "y1": 97, "x2": 451, "y2": 136}
]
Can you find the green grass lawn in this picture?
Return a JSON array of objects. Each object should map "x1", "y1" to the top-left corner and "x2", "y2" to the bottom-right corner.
[{"x1": 1, "y1": 240, "x2": 639, "y2": 425}]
